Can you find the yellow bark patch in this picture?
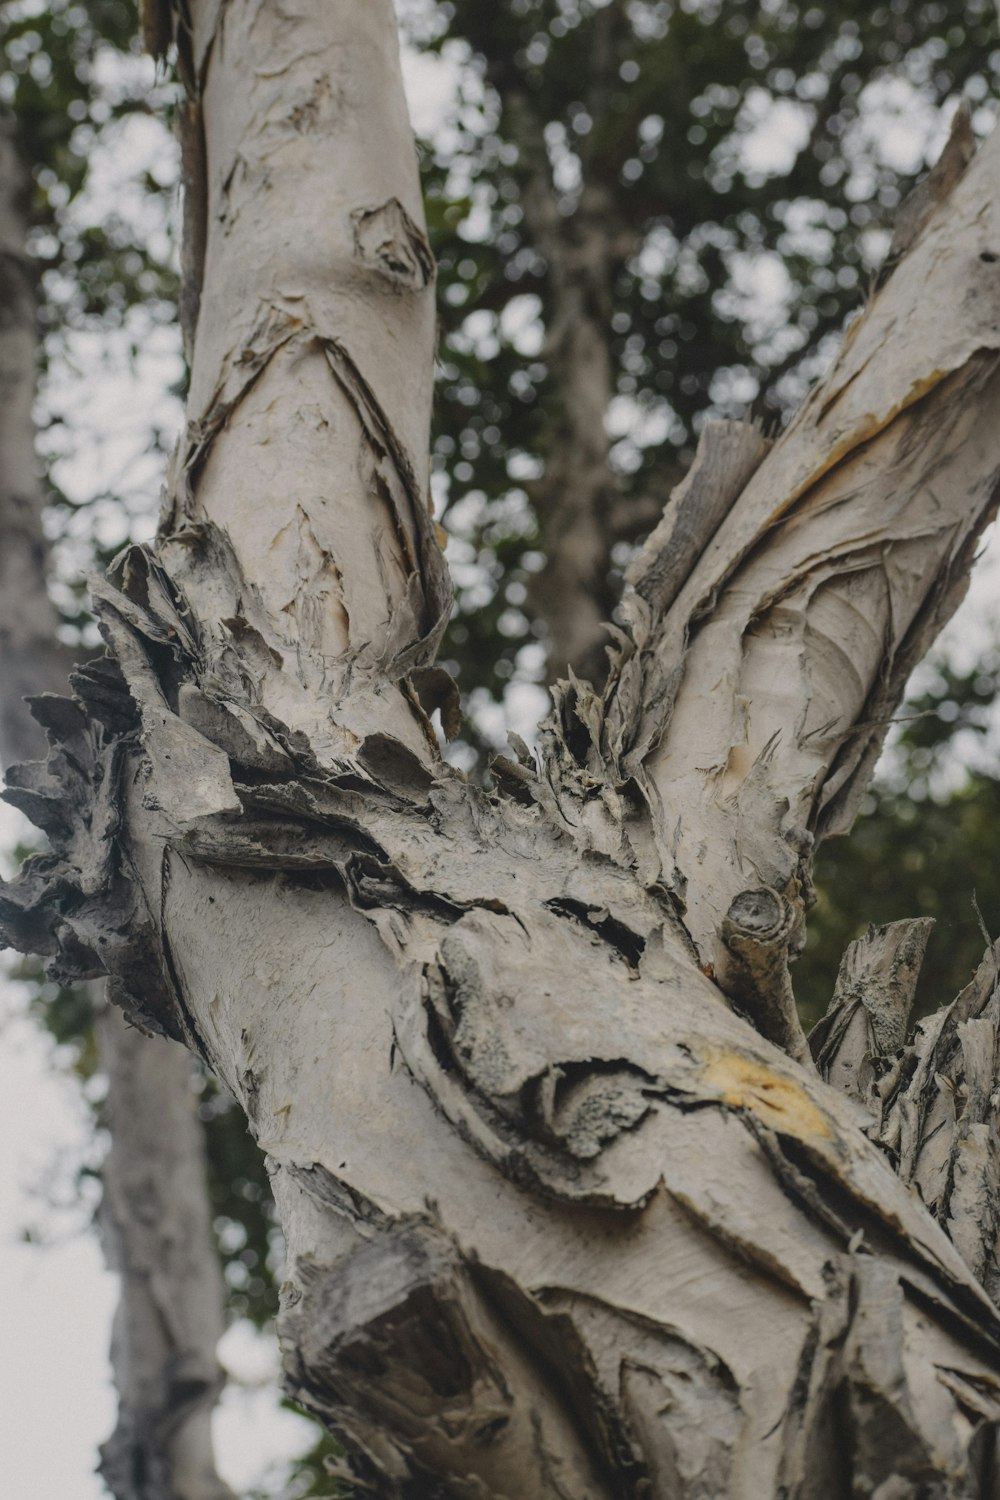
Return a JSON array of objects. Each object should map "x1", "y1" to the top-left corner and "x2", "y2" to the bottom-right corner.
[
  {"x1": 777, "y1": 364, "x2": 952, "y2": 525},
  {"x1": 700, "y1": 1048, "x2": 833, "y2": 1142}
]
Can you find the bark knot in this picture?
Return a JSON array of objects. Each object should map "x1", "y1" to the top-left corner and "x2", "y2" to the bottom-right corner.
[{"x1": 352, "y1": 198, "x2": 434, "y2": 291}]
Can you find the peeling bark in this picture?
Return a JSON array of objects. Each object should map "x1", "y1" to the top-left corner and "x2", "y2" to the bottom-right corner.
[
  {"x1": 0, "y1": 111, "x2": 230, "y2": 1500},
  {"x1": 811, "y1": 916, "x2": 935, "y2": 1098},
  {"x1": 5, "y1": 5, "x2": 1000, "y2": 1497},
  {"x1": 519, "y1": 151, "x2": 624, "y2": 685},
  {"x1": 825, "y1": 938, "x2": 1000, "y2": 1308},
  {"x1": 557, "y1": 132, "x2": 1000, "y2": 969},
  {"x1": 282, "y1": 1218, "x2": 615, "y2": 1498}
]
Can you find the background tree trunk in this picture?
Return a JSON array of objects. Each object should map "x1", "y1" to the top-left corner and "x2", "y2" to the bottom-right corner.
[
  {"x1": 474, "y1": 2, "x2": 681, "y2": 687},
  {"x1": 5, "y1": 4, "x2": 1000, "y2": 1497},
  {"x1": 96, "y1": 1009, "x2": 234, "y2": 1500},
  {"x1": 0, "y1": 111, "x2": 232, "y2": 1500}
]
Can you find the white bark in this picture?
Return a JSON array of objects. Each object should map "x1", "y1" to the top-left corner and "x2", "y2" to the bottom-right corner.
[
  {"x1": 5, "y1": 7, "x2": 1000, "y2": 1496},
  {"x1": 0, "y1": 111, "x2": 231, "y2": 1500}
]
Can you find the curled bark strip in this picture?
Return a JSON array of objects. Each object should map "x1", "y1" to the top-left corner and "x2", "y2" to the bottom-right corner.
[
  {"x1": 716, "y1": 887, "x2": 812, "y2": 1067},
  {"x1": 885, "y1": 98, "x2": 976, "y2": 269},
  {"x1": 352, "y1": 198, "x2": 435, "y2": 290},
  {"x1": 626, "y1": 419, "x2": 771, "y2": 619},
  {"x1": 810, "y1": 917, "x2": 934, "y2": 1101},
  {"x1": 775, "y1": 1253, "x2": 1000, "y2": 1500},
  {"x1": 873, "y1": 943, "x2": 1000, "y2": 1301},
  {"x1": 280, "y1": 1219, "x2": 619, "y2": 1499}
]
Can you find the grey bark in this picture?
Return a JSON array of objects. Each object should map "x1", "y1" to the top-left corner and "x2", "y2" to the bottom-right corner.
[
  {"x1": 4, "y1": 6, "x2": 1000, "y2": 1498},
  {"x1": 0, "y1": 112, "x2": 231, "y2": 1500}
]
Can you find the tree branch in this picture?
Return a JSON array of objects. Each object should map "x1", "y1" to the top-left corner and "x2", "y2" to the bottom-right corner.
[
  {"x1": 547, "y1": 120, "x2": 1000, "y2": 979},
  {"x1": 97, "y1": 1008, "x2": 234, "y2": 1500},
  {"x1": 505, "y1": 88, "x2": 625, "y2": 685},
  {"x1": 6, "y1": 8, "x2": 1000, "y2": 1496}
]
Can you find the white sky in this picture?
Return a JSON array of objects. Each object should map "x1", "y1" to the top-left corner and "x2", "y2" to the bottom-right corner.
[{"x1": 3, "y1": 15, "x2": 1000, "y2": 1499}]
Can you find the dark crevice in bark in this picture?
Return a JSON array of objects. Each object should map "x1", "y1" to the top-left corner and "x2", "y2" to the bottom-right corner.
[
  {"x1": 281, "y1": 1218, "x2": 640, "y2": 1499},
  {"x1": 544, "y1": 896, "x2": 646, "y2": 969}
]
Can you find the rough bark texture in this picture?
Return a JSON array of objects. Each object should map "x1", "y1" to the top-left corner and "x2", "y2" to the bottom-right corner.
[
  {"x1": 0, "y1": 111, "x2": 231, "y2": 1500},
  {"x1": 5, "y1": 6, "x2": 1000, "y2": 1497}
]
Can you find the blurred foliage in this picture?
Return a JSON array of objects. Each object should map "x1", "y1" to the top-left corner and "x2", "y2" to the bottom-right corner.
[
  {"x1": 798, "y1": 650, "x2": 1000, "y2": 1029},
  {"x1": 411, "y1": 0, "x2": 1000, "y2": 738},
  {"x1": 255, "y1": 1425, "x2": 347, "y2": 1500},
  {"x1": 3, "y1": 0, "x2": 179, "y2": 333},
  {"x1": 3, "y1": 0, "x2": 184, "y2": 643},
  {"x1": 199, "y1": 1073, "x2": 280, "y2": 1323}
]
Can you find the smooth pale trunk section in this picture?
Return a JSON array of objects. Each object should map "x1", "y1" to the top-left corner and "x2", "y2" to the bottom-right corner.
[{"x1": 171, "y1": 0, "x2": 442, "y2": 766}]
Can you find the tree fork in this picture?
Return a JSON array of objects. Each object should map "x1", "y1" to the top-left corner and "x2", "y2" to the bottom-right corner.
[{"x1": 5, "y1": 5, "x2": 1000, "y2": 1496}]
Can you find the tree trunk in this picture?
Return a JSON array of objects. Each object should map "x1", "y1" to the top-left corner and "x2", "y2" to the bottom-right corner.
[
  {"x1": 0, "y1": 111, "x2": 232, "y2": 1500},
  {"x1": 5, "y1": 5, "x2": 1000, "y2": 1497}
]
